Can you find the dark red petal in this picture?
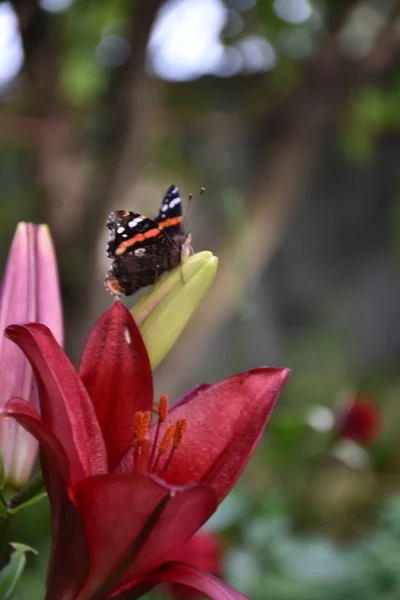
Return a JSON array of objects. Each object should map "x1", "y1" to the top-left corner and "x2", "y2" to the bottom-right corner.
[
  {"x1": 73, "y1": 473, "x2": 168, "y2": 600},
  {"x1": 118, "y1": 562, "x2": 248, "y2": 600},
  {"x1": 155, "y1": 368, "x2": 289, "y2": 501},
  {"x1": 73, "y1": 475, "x2": 216, "y2": 600},
  {"x1": 79, "y1": 302, "x2": 153, "y2": 469},
  {"x1": 1, "y1": 398, "x2": 69, "y2": 487},
  {"x1": 0, "y1": 398, "x2": 90, "y2": 600},
  {"x1": 120, "y1": 481, "x2": 217, "y2": 583},
  {"x1": 45, "y1": 493, "x2": 90, "y2": 600},
  {"x1": 5, "y1": 323, "x2": 107, "y2": 481}
]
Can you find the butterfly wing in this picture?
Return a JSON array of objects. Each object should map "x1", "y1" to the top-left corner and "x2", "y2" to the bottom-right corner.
[
  {"x1": 106, "y1": 210, "x2": 162, "y2": 257},
  {"x1": 155, "y1": 185, "x2": 183, "y2": 235}
]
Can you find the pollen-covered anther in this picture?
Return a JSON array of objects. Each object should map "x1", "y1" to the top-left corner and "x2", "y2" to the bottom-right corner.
[
  {"x1": 133, "y1": 411, "x2": 144, "y2": 438},
  {"x1": 158, "y1": 394, "x2": 169, "y2": 422},
  {"x1": 133, "y1": 410, "x2": 152, "y2": 444}
]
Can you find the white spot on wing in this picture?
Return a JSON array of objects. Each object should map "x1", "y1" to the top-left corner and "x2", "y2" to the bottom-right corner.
[
  {"x1": 128, "y1": 217, "x2": 143, "y2": 228},
  {"x1": 169, "y1": 197, "x2": 181, "y2": 208},
  {"x1": 117, "y1": 226, "x2": 125, "y2": 234},
  {"x1": 134, "y1": 247, "x2": 146, "y2": 257}
]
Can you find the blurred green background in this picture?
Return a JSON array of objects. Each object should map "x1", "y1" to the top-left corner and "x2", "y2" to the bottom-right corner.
[{"x1": 1, "y1": 0, "x2": 400, "y2": 598}]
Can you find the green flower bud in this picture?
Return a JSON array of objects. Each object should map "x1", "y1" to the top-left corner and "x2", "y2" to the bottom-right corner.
[{"x1": 132, "y1": 251, "x2": 218, "y2": 369}]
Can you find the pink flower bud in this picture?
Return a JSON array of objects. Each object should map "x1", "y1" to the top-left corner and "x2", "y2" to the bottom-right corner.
[{"x1": 0, "y1": 223, "x2": 62, "y2": 488}]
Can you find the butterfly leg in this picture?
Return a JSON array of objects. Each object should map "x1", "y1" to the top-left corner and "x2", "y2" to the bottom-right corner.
[{"x1": 180, "y1": 232, "x2": 192, "y2": 284}]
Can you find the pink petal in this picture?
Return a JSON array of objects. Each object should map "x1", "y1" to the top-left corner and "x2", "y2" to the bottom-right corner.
[
  {"x1": 73, "y1": 475, "x2": 216, "y2": 600},
  {"x1": 0, "y1": 224, "x2": 40, "y2": 484},
  {"x1": 5, "y1": 323, "x2": 107, "y2": 482},
  {"x1": 79, "y1": 302, "x2": 153, "y2": 469},
  {"x1": 155, "y1": 368, "x2": 289, "y2": 501},
  {"x1": 6, "y1": 225, "x2": 64, "y2": 487},
  {"x1": 119, "y1": 561, "x2": 249, "y2": 600},
  {"x1": 36, "y1": 225, "x2": 63, "y2": 346}
]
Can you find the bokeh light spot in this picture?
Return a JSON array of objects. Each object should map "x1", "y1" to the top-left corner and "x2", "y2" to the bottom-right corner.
[{"x1": 0, "y1": 2, "x2": 24, "y2": 91}]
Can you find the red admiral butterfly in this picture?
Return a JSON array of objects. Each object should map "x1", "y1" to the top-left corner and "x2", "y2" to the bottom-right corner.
[{"x1": 105, "y1": 184, "x2": 192, "y2": 297}]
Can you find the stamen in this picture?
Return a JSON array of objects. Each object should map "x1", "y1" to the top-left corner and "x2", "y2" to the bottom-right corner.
[
  {"x1": 132, "y1": 400, "x2": 188, "y2": 478},
  {"x1": 153, "y1": 424, "x2": 175, "y2": 472},
  {"x1": 136, "y1": 436, "x2": 150, "y2": 473},
  {"x1": 150, "y1": 394, "x2": 169, "y2": 467},
  {"x1": 161, "y1": 419, "x2": 188, "y2": 476},
  {"x1": 136, "y1": 410, "x2": 151, "y2": 443},
  {"x1": 133, "y1": 411, "x2": 144, "y2": 438},
  {"x1": 158, "y1": 425, "x2": 176, "y2": 455},
  {"x1": 158, "y1": 394, "x2": 169, "y2": 423}
]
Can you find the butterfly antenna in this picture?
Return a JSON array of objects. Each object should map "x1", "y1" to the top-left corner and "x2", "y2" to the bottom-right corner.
[{"x1": 184, "y1": 186, "x2": 205, "y2": 226}]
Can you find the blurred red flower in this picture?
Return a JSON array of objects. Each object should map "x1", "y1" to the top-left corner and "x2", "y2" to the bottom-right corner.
[
  {"x1": 335, "y1": 395, "x2": 381, "y2": 446},
  {"x1": 1, "y1": 302, "x2": 289, "y2": 600}
]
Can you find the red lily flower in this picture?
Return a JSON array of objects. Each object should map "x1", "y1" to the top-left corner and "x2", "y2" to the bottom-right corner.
[{"x1": 1, "y1": 302, "x2": 289, "y2": 600}]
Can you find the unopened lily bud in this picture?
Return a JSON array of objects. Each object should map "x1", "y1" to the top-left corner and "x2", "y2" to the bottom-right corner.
[
  {"x1": 131, "y1": 251, "x2": 218, "y2": 369},
  {"x1": 0, "y1": 223, "x2": 63, "y2": 489}
]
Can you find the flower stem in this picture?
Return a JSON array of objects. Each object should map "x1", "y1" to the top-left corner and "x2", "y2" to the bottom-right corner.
[{"x1": 6, "y1": 472, "x2": 46, "y2": 513}]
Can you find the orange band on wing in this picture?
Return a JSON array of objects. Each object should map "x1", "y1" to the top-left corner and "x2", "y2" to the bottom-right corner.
[
  {"x1": 158, "y1": 216, "x2": 182, "y2": 229},
  {"x1": 115, "y1": 228, "x2": 161, "y2": 256}
]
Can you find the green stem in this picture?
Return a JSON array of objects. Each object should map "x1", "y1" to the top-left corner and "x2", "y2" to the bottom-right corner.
[{"x1": 6, "y1": 472, "x2": 45, "y2": 512}]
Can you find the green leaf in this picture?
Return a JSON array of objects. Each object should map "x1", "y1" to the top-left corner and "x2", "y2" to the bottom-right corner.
[{"x1": 0, "y1": 543, "x2": 37, "y2": 600}]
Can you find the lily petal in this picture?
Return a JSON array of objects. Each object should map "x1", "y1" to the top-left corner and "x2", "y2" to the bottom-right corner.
[
  {"x1": 0, "y1": 224, "x2": 38, "y2": 485},
  {"x1": 1, "y1": 398, "x2": 70, "y2": 487},
  {"x1": 5, "y1": 323, "x2": 107, "y2": 482},
  {"x1": 36, "y1": 225, "x2": 63, "y2": 346},
  {"x1": 119, "y1": 561, "x2": 248, "y2": 600},
  {"x1": 119, "y1": 482, "x2": 217, "y2": 584},
  {"x1": 73, "y1": 475, "x2": 214, "y2": 600},
  {"x1": 156, "y1": 368, "x2": 289, "y2": 501},
  {"x1": 79, "y1": 302, "x2": 153, "y2": 470},
  {"x1": 1, "y1": 398, "x2": 90, "y2": 600}
]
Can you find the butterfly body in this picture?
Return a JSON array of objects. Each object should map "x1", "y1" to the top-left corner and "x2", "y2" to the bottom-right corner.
[{"x1": 105, "y1": 185, "x2": 190, "y2": 297}]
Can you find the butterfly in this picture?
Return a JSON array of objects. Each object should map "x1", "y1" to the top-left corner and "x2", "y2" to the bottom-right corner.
[{"x1": 105, "y1": 184, "x2": 191, "y2": 296}]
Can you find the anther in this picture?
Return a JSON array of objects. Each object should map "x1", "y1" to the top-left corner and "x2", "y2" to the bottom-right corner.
[
  {"x1": 158, "y1": 394, "x2": 169, "y2": 423},
  {"x1": 137, "y1": 411, "x2": 151, "y2": 443},
  {"x1": 133, "y1": 410, "x2": 151, "y2": 444},
  {"x1": 133, "y1": 411, "x2": 144, "y2": 438}
]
